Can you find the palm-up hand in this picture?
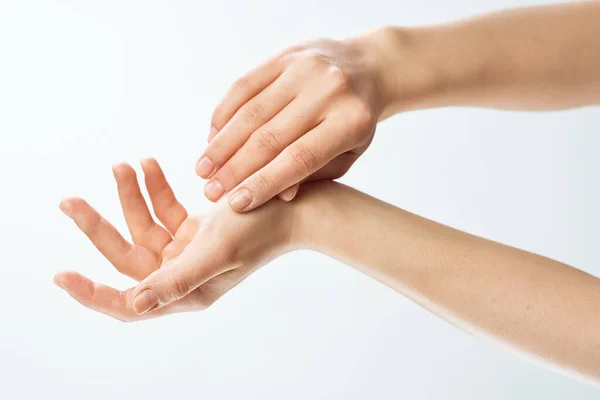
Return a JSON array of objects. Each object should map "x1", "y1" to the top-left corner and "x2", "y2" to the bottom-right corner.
[{"x1": 55, "y1": 158, "x2": 294, "y2": 321}]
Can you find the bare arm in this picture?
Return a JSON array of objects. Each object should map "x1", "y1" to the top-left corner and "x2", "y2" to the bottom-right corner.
[
  {"x1": 57, "y1": 171, "x2": 600, "y2": 382},
  {"x1": 198, "y1": 1, "x2": 600, "y2": 212},
  {"x1": 379, "y1": 1, "x2": 600, "y2": 114},
  {"x1": 292, "y1": 182, "x2": 600, "y2": 383}
]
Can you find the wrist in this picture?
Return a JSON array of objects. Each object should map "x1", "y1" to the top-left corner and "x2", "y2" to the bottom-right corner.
[
  {"x1": 286, "y1": 181, "x2": 344, "y2": 252},
  {"x1": 285, "y1": 185, "x2": 319, "y2": 251},
  {"x1": 348, "y1": 26, "x2": 435, "y2": 118},
  {"x1": 352, "y1": 24, "x2": 482, "y2": 117}
]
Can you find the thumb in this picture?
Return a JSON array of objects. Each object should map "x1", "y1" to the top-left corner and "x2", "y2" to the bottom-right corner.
[{"x1": 131, "y1": 251, "x2": 218, "y2": 315}]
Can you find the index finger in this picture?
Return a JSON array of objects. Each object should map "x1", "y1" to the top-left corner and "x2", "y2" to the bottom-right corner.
[
  {"x1": 59, "y1": 197, "x2": 158, "y2": 281},
  {"x1": 227, "y1": 120, "x2": 350, "y2": 212},
  {"x1": 209, "y1": 55, "x2": 285, "y2": 141}
]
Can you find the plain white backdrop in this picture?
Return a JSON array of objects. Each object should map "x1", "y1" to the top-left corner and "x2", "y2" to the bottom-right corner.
[{"x1": 0, "y1": 0, "x2": 599, "y2": 398}]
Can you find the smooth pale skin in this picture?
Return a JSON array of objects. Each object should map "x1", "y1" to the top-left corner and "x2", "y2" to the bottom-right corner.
[
  {"x1": 56, "y1": 158, "x2": 294, "y2": 320},
  {"x1": 56, "y1": 161, "x2": 600, "y2": 383},
  {"x1": 197, "y1": 1, "x2": 600, "y2": 212}
]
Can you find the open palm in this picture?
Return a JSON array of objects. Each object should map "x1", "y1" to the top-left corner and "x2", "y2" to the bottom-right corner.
[{"x1": 55, "y1": 158, "x2": 281, "y2": 321}]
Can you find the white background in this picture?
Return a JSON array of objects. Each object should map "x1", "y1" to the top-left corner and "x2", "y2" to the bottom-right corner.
[{"x1": 1, "y1": 0, "x2": 599, "y2": 398}]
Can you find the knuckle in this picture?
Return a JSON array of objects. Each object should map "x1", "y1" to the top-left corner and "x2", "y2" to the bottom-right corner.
[
  {"x1": 232, "y1": 76, "x2": 252, "y2": 92},
  {"x1": 328, "y1": 65, "x2": 351, "y2": 90},
  {"x1": 275, "y1": 51, "x2": 293, "y2": 68},
  {"x1": 301, "y1": 52, "x2": 326, "y2": 67},
  {"x1": 289, "y1": 145, "x2": 319, "y2": 174},
  {"x1": 286, "y1": 50, "x2": 327, "y2": 71},
  {"x1": 352, "y1": 101, "x2": 376, "y2": 131},
  {"x1": 241, "y1": 102, "x2": 267, "y2": 126},
  {"x1": 204, "y1": 140, "x2": 226, "y2": 164},
  {"x1": 84, "y1": 215, "x2": 103, "y2": 234},
  {"x1": 216, "y1": 163, "x2": 238, "y2": 187},
  {"x1": 173, "y1": 278, "x2": 190, "y2": 299},
  {"x1": 256, "y1": 126, "x2": 282, "y2": 156},
  {"x1": 254, "y1": 173, "x2": 277, "y2": 196},
  {"x1": 164, "y1": 274, "x2": 189, "y2": 301},
  {"x1": 282, "y1": 43, "x2": 306, "y2": 57}
]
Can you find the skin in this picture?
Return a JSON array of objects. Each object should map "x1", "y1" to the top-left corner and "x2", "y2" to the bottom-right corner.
[
  {"x1": 55, "y1": 158, "x2": 294, "y2": 320},
  {"x1": 56, "y1": 165, "x2": 600, "y2": 383},
  {"x1": 197, "y1": 1, "x2": 600, "y2": 212},
  {"x1": 55, "y1": 0, "x2": 600, "y2": 384}
]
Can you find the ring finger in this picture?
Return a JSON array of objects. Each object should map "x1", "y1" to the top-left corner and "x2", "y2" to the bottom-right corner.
[
  {"x1": 203, "y1": 91, "x2": 326, "y2": 201},
  {"x1": 196, "y1": 68, "x2": 303, "y2": 179}
]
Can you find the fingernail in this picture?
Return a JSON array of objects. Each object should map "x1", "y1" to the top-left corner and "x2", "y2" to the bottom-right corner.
[
  {"x1": 196, "y1": 157, "x2": 216, "y2": 178},
  {"x1": 229, "y1": 188, "x2": 253, "y2": 212},
  {"x1": 208, "y1": 126, "x2": 218, "y2": 142},
  {"x1": 59, "y1": 199, "x2": 73, "y2": 218},
  {"x1": 280, "y1": 190, "x2": 295, "y2": 202},
  {"x1": 133, "y1": 289, "x2": 158, "y2": 315},
  {"x1": 204, "y1": 180, "x2": 225, "y2": 201}
]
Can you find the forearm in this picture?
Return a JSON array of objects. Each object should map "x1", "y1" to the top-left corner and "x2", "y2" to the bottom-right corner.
[
  {"x1": 359, "y1": 1, "x2": 600, "y2": 116},
  {"x1": 292, "y1": 181, "x2": 600, "y2": 382}
]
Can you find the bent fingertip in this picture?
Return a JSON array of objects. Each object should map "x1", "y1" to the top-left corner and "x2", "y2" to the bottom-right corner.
[
  {"x1": 204, "y1": 180, "x2": 225, "y2": 202},
  {"x1": 280, "y1": 192, "x2": 295, "y2": 202},
  {"x1": 196, "y1": 157, "x2": 216, "y2": 178},
  {"x1": 279, "y1": 185, "x2": 299, "y2": 202},
  {"x1": 229, "y1": 188, "x2": 254, "y2": 212}
]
